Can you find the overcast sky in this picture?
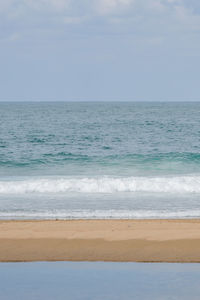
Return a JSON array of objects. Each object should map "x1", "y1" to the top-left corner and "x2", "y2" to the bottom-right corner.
[{"x1": 0, "y1": 0, "x2": 200, "y2": 101}]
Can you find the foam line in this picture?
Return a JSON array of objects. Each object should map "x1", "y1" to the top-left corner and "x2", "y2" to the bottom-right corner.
[{"x1": 0, "y1": 176, "x2": 200, "y2": 194}]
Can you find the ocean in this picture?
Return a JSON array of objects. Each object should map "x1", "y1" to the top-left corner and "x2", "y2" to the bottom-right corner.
[
  {"x1": 0, "y1": 101, "x2": 200, "y2": 219},
  {"x1": 1, "y1": 262, "x2": 200, "y2": 300}
]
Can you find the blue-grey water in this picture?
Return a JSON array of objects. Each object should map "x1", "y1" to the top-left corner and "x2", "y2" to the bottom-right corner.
[
  {"x1": 1, "y1": 262, "x2": 200, "y2": 300},
  {"x1": 0, "y1": 101, "x2": 200, "y2": 219}
]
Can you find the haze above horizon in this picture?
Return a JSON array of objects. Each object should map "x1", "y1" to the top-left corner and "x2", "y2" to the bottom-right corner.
[{"x1": 0, "y1": 0, "x2": 200, "y2": 102}]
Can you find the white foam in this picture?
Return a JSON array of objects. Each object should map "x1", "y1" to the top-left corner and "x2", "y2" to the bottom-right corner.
[
  {"x1": 1, "y1": 209, "x2": 200, "y2": 219},
  {"x1": 0, "y1": 176, "x2": 200, "y2": 194}
]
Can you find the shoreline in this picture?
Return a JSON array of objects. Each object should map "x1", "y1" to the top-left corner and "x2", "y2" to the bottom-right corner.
[{"x1": 1, "y1": 219, "x2": 200, "y2": 262}]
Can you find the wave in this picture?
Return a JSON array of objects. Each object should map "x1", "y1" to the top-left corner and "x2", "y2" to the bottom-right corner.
[
  {"x1": 1, "y1": 209, "x2": 200, "y2": 219},
  {"x1": 0, "y1": 176, "x2": 200, "y2": 194},
  {"x1": 1, "y1": 152, "x2": 200, "y2": 168}
]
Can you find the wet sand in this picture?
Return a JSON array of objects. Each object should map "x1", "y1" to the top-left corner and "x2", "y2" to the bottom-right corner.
[{"x1": 1, "y1": 219, "x2": 200, "y2": 262}]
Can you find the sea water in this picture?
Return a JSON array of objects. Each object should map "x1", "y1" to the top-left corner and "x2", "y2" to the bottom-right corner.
[
  {"x1": 0, "y1": 101, "x2": 200, "y2": 219},
  {"x1": 1, "y1": 262, "x2": 200, "y2": 300}
]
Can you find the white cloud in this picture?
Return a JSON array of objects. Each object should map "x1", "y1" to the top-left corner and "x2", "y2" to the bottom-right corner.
[
  {"x1": 0, "y1": 0, "x2": 200, "y2": 42},
  {"x1": 25, "y1": 0, "x2": 71, "y2": 11},
  {"x1": 63, "y1": 16, "x2": 84, "y2": 24},
  {"x1": 94, "y1": 0, "x2": 133, "y2": 15},
  {"x1": 0, "y1": 0, "x2": 196, "y2": 18}
]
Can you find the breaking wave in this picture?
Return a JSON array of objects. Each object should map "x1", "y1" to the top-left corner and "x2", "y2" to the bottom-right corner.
[
  {"x1": 0, "y1": 176, "x2": 200, "y2": 194},
  {"x1": 1, "y1": 209, "x2": 200, "y2": 219}
]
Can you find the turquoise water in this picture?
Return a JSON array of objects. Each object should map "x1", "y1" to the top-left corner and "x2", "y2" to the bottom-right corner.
[
  {"x1": 1, "y1": 262, "x2": 200, "y2": 300},
  {"x1": 0, "y1": 102, "x2": 200, "y2": 219}
]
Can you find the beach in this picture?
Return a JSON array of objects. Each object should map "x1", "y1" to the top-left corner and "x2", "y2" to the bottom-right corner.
[{"x1": 1, "y1": 219, "x2": 200, "y2": 262}]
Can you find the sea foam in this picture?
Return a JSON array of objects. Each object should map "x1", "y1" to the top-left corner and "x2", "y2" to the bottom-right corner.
[
  {"x1": 0, "y1": 209, "x2": 200, "y2": 219},
  {"x1": 0, "y1": 176, "x2": 200, "y2": 194}
]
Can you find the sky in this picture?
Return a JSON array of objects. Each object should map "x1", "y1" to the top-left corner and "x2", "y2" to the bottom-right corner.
[{"x1": 0, "y1": 0, "x2": 200, "y2": 101}]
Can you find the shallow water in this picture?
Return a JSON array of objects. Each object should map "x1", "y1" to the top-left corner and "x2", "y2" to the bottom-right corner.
[
  {"x1": 0, "y1": 262, "x2": 200, "y2": 300},
  {"x1": 1, "y1": 102, "x2": 200, "y2": 219}
]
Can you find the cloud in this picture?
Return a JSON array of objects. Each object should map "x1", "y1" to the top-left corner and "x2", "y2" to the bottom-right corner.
[
  {"x1": 0, "y1": 0, "x2": 71, "y2": 19},
  {"x1": 25, "y1": 0, "x2": 71, "y2": 11},
  {"x1": 94, "y1": 0, "x2": 133, "y2": 15},
  {"x1": 0, "y1": 0, "x2": 200, "y2": 43},
  {"x1": 0, "y1": 0, "x2": 189, "y2": 17},
  {"x1": 0, "y1": 32, "x2": 21, "y2": 43},
  {"x1": 63, "y1": 16, "x2": 84, "y2": 24}
]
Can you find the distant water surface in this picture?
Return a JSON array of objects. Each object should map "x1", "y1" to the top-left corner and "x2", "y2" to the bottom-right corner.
[{"x1": 0, "y1": 102, "x2": 200, "y2": 219}]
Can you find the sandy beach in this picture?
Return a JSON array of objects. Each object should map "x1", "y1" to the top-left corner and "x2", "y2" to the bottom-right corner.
[{"x1": 1, "y1": 219, "x2": 200, "y2": 262}]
